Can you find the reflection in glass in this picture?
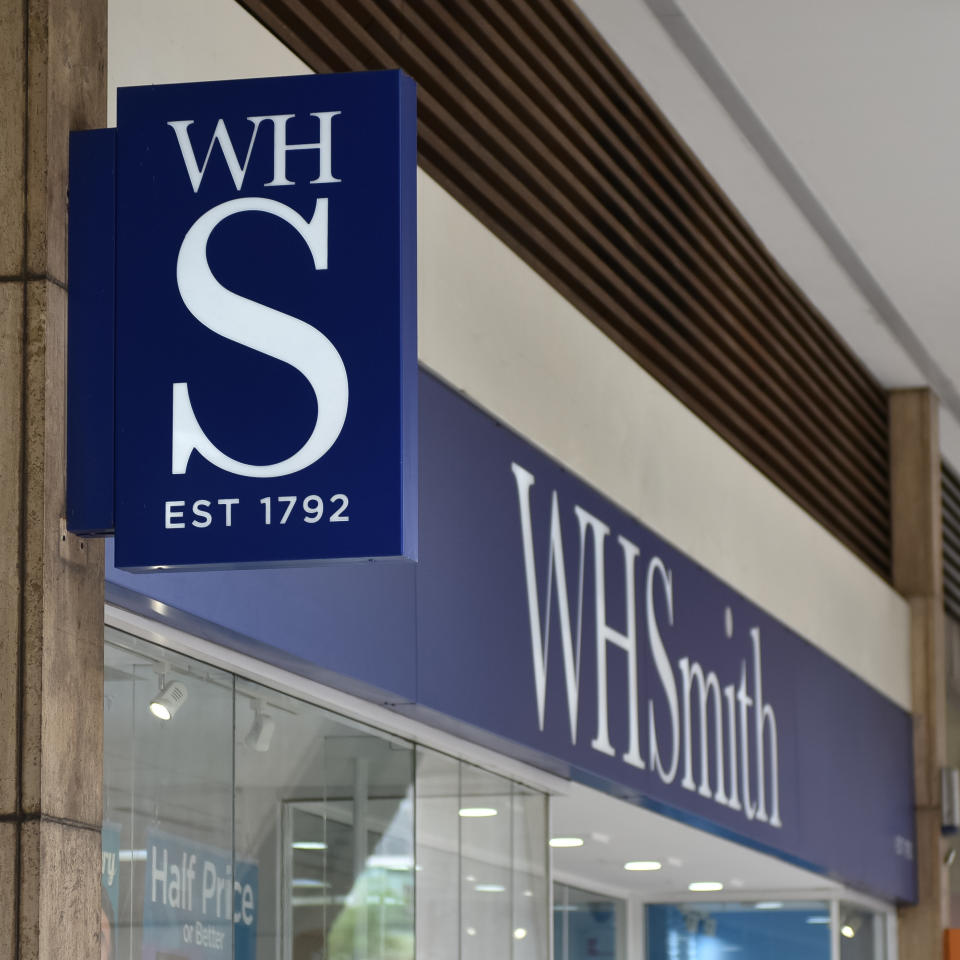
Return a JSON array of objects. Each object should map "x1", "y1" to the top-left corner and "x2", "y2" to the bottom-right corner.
[
  {"x1": 554, "y1": 883, "x2": 624, "y2": 960},
  {"x1": 105, "y1": 628, "x2": 548, "y2": 960},
  {"x1": 104, "y1": 628, "x2": 235, "y2": 960},
  {"x1": 104, "y1": 627, "x2": 415, "y2": 960},
  {"x1": 415, "y1": 749, "x2": 548, "y2": 960}
]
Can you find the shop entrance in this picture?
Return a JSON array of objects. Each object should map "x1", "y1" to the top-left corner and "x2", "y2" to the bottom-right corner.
[{"x1": 550, "y1": 783, "x2": 893, "y2": 960}]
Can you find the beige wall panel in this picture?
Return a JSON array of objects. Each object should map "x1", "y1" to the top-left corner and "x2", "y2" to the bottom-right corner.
[{"x1": 417, "y1": 168, "x2": 911, "y2": 708}]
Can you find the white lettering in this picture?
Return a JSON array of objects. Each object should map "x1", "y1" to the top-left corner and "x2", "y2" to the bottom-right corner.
[
  {"x1": 752, "y1": 628, "x2": 781, "y2": 827},
  {"x1": 647, "y1": 558, "x2": 679, "y2": 784},
  {"x1": 511, "y1": 464, "x2": 581, "y2": 743},
  {"x1": 192, "y1": 499, "x2": 212, "y2": 528},
  {"x1": 151, "y1": 846, "x2": 168, "y2": 905},
  {"x1": 101, "y1": 850, "x2": 116, "y2": 886},
  {"x1": 165, "y1": 501, "x2": 185, "y2": 529},
  {"x1": 217, "y1": 498, "x2": 239, "y2": 527},
  {"x1": 253, "y1": 111, "x2": 341, "y2": 187},
  {"x1": 723, "y1": 683, "x2": 742, "y2": 811},
  {"x1": 202, "y1": 861, "x2": 217, "y2": 916},
  {"x1": 172, "y1": 196, "x2": 347, "y2": 478},
  {"x1": 737, "y1": 662, "x2": 757, "y2": 820},
  {"x1": 579, "y1": 510, "x2": 644, "y2": 769},
  {"x1": 168, "y1": 118, "x2": 267, "y2": 193},
  {"x1": 513, "y1": 465, "x2": 786, "y2": 831},
  {"x1": 679, "y1": 658, "x2": 728, "y2": 803}
]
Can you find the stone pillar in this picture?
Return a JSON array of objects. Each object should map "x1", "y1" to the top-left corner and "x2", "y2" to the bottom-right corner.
[
  {"x1": 891, "y1": 389, "x2": 949, "y2": 959},
  {"x1": 0, "y1": 0, "x2": 106, "y2": 958}
]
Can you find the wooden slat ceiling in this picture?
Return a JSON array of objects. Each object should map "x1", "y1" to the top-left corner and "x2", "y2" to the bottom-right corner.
[
  {"x1": 239, "y1": 0, "x2": 892, "y2": 578},
  {"x1": 943, "y1": 463, "x2": 960, "y2": 621}
]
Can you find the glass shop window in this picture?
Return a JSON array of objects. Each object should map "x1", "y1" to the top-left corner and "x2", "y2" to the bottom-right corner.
[
  {"x1": 552, "y1": 882, "x2": 624, "y2": 960},
  {"x1": 415, "y1": 749, "x2": 549, "y2": 960},
  {"x1": 103, "y1": 626, "x2": 549, "y2": 960},
  {"x1": 838, "y1": 901, "x2": 887, "y2": 960}
]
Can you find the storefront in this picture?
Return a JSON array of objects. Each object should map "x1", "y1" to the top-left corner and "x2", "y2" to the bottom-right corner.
[
  {"x1": 57, "y1": 1, "x2": 923, "y2": 959},
  {"x1": 99, "y1": 366, "x2": 912, "y2": 960}
]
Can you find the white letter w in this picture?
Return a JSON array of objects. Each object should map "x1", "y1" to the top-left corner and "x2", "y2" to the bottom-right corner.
[
  {"x1": 511, "y1": 463, "x2": 582, "y2": 744},
  {"x1": 168, "y1": 118, "x2": 268, "y2": 193}
]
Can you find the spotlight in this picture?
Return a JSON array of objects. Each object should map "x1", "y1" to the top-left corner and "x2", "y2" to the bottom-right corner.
[
  {"x1": 149, "y1": 677, "x2": 187, "y2": 720},
  {"x1": 943, "y1": 767, "x2": 960, "y2": 835},
  {"x1": 840, "y1": 915, "x2": 862, "y2": 940},
  {"x1": 245, "y1": 701, "x2": 275, "y2": 752}
]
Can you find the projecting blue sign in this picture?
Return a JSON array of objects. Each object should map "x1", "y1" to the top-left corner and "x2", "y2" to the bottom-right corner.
[{"x1": 69, "y1": 71, "x2": 418, "y2": 570}]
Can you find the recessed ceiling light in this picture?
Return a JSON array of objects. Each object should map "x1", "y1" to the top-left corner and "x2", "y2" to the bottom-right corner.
[
  {"x1": 465, "y1": 927, "x2": 477, "y2": 937},
  {"x1": 841, "y1": 924, "x2": 855, "y2": 939},
  {"x1": 624, "y1": 860, "x2": 662, "y2": 872},
  {"x1": 523, "y1": 890, "x2": 533, "y2": 897},
  {"x1": 292, "y1": 841, "x2": 327, "y2": 850},
  {"x1": 475, "y1": 883, "x2": 506, "y2": 893},
  {"x1": 459, "y1": 807, "x2": 498, "y2": 818},
  {"x1": 513, "y1": 928, "x2": 528, "y2": 940},
  {"x1": 755, "y1": 902, "x2": 783, "y2": 910},
  {"x1": 688, "y1": 882, "x2": 724, "y2": 892},
  {"x1": 366, "y1": 855, "x2": 414, "y2": 871},
  {"x1": 549, "y1": 837, "x2": 584, "y2": 848}
]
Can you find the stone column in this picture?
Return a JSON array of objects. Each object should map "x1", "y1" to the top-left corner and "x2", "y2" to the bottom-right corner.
[
  {"x1": 0, "y1": 0, "x2": 107, "y2": 958},
  {"x1": 891, "y1": 389, "x2": 949, "y2": 959}
]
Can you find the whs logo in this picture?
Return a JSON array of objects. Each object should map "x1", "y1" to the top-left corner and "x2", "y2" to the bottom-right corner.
[{"x1": 167, "y1": 112, "x2": 346, "y2": 479}]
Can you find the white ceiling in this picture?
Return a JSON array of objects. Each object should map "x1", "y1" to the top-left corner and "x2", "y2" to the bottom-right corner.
[
  {"x1": 551, "y1": 782, "x2": 838, "y2": 901},
  {"x1": 577, "y1": 0, "x2": 960, "y2": 467}
]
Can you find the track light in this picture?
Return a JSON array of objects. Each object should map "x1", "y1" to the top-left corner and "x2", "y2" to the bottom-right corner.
[
  {"x1": 149, "y1": 676, "x2": 188, "y2": 720},
  {"x1": 245, "y1": 701, "x2": 275, "y2": 752},
  {"x1": 840, "y1": 914, "x2": 862, "y2": 940}
]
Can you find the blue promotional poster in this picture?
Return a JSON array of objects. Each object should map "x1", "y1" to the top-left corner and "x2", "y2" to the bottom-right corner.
[
  {"x1": 101, "y1": 821, "x2": 122, "y2": 918},
  {"x1": 142, "y1": 828, "x2": 258, "y2": 960}
]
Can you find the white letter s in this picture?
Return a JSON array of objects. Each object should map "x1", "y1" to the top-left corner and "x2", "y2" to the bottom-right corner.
[{"x1": 172, "y1": 197, "x2": 348, "y2": 478}]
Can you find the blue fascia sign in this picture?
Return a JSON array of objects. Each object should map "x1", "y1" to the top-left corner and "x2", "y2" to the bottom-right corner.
[
  {"x1": 68, "y1": 71, "x2": 418, "y2": 570},
  {"x1": 105, "y1": 371, "x2": 919, "y2": 905}
]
